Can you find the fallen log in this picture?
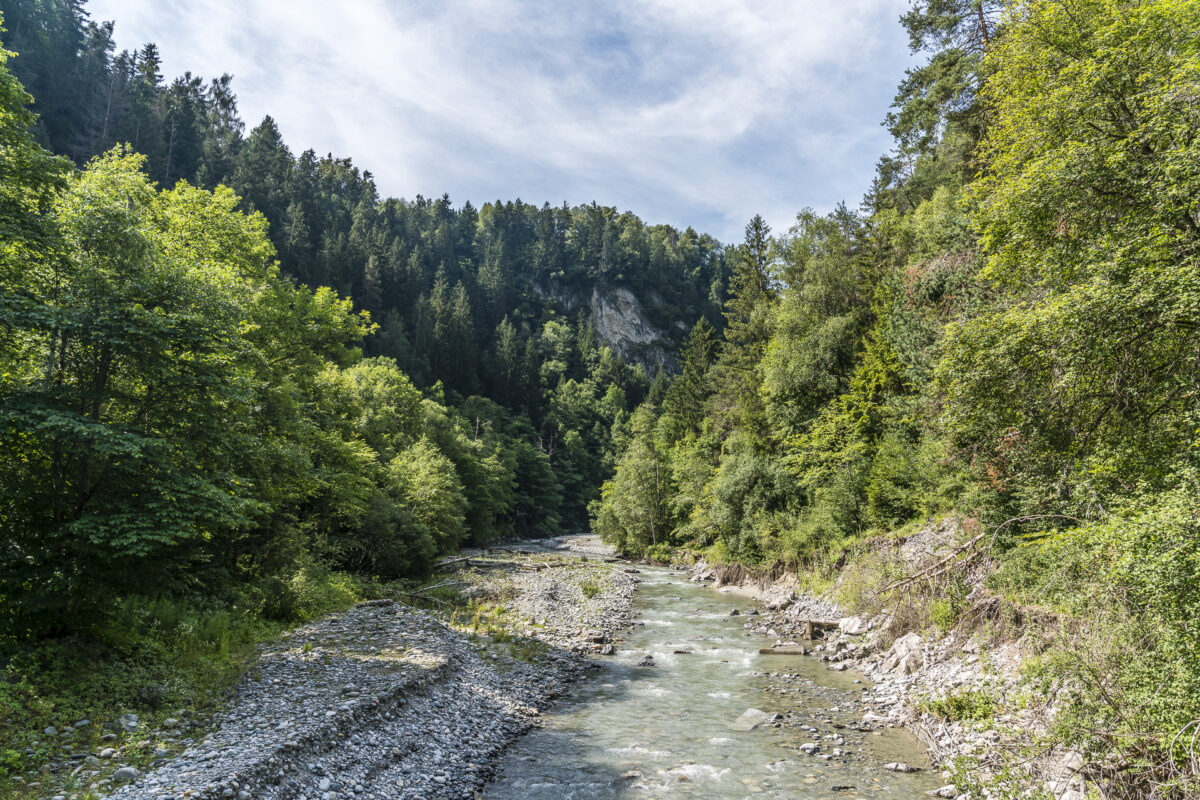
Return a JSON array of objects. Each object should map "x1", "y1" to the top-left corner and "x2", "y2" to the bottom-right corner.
[
  {"x1": 801, "y1": 619, "x2": 841, "y2": 639},
  {"x1": 759, "y1": 646, "x2": 808, "y2": 655}
]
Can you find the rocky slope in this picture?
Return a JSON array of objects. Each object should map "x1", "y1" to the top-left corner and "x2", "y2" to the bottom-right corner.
[{"x1": 689, "y1": 522, "x2": 1088, "y2": 800}]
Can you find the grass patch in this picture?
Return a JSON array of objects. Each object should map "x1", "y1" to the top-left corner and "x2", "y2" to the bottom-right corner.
[
  {"x1": 0, "y1": 562, "x2": 368, "y2": 796},
  {"x1": 917, "y1": 688, "x2": 997, "y2": 722}
]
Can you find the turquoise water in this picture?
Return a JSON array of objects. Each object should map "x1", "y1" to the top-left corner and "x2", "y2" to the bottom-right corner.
[{"x1": 484, "y1": 565, "x2": 940, "y2": 799}]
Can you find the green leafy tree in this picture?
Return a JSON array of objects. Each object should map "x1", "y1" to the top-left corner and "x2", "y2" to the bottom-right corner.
[
  {"x1": 593, "y1": 405, "x2": 674, "y2": 555},
  {"x1": 940, "y1": 0, "x2": 1200, "y2": 512},
  {"x1": 389, "y1": 439, "x2": 467, "y2": 554}
]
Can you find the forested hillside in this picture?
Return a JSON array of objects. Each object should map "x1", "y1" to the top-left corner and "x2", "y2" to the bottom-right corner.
[
  {"x1": 0, "y1": 2, "x2": 730, "y2": 768},
  {"x1": 0, "y1": 0, "x2": 729, "y2": 540},
  {"x1": 0, "y1": 0, "x2": 734, "y2": 623},
  {"x1": 594, "y1": 0, "x2": 1200, "y2": 794}
]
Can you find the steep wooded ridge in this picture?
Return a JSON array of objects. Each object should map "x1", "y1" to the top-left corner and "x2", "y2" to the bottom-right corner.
[
  {"x1": 594, "y1": 1, "x2": 1200, "y2": 798},
  {"x1": 0, "y1": 0, "x2": 727, "y2": 601},
  {"x1": 0, "y1": 1, "x2": 723, "y2": 788},
  {"x1": 1, "y1": 0, "x2": 1199, "y2": 799}
]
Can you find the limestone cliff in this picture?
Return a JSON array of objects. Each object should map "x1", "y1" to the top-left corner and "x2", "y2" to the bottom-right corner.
[
  {"x1": 588, "y1": 287, "x2": 677, "y2": 375},
  {"x1": 535, "y1": 280, "x2": 681, "y2": 375}
]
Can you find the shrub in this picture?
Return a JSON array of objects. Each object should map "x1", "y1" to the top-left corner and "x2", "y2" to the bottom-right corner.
[{"x1": 919, "y1": 688, "x2": 997, "y2": 722}]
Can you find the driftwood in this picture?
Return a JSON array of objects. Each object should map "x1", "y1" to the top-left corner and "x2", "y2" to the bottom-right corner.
[
  {"x1": 800, "y1": 619, "x2": 840, "y2": 639},
  {"x1": 396, "y1": 579, "x2": 465, "y2": 606},
  {"x1": 397, "y1": 591, "x2": 448, "y2": 605},
  {"x1": 869, "y1": 531, "x2": 988, "y2": 600},
  {"x1": 759, "y1": 646, "x2": 809, "y2": 656},
  {"x1": 436, "y1": 555, "x2": 571, "y2": 573},
  {"x1": 869, "y1": 514, "x2": 1083, "y2": 602}
]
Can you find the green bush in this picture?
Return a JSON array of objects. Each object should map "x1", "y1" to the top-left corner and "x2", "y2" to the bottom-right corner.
[
  {"x1": 919, "y1": 688, "x2": 997, "y2": 722},
  {"x1": 645, "y1": 543, "x2": 674, "y2": 563}
]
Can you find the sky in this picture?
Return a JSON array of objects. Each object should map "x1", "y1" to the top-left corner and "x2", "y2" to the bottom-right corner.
[{"x1": 86, "y1": 0, "x2": 916, "y2": 242}]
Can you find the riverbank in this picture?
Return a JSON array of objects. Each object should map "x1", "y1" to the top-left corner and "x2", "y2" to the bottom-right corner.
[
  {"x1": 483, "y1": 552, "x2": 941, "y2": 799},
  {"x1": 683, "y1": 519, "x2": 1086, "y2": 800},
  {"x1": 13, "y1": 549, "x2": 636, "y2": 800}
]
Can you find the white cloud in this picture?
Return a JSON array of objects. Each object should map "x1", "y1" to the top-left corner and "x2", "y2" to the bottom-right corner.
[{"x1": 86, "y1": 0, "x2": 914, "y2": 240}]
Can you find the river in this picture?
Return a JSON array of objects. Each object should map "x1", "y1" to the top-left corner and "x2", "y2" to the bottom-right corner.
[{"x1": 484, "y1": 562, "x2": 940, "y2": 799}]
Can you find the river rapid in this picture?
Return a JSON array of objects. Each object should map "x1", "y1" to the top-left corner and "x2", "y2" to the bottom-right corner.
[{"x1": 484, "y1": 563, "x2": 940, "y2": 799}]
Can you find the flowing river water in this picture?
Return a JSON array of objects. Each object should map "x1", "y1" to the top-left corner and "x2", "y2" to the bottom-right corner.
[{"x1": 484, "y1": 563, "x2": 940, "y2": 799}]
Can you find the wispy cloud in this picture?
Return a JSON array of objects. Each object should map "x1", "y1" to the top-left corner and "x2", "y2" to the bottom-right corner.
[{"x1": 87, "y1": 0, "x2": 914, "y2": 240}]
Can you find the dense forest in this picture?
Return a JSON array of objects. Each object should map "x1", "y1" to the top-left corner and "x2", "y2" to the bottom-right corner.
[
  {"x1": 2, "y1": 0, "x2": 1199, "y2": 796},
  {"x1": 593, "y1": 0, "x2": 1200, "y2": 794},
  {"x1": 0, "y1": 0, "x2": 729, "y2": 636}
]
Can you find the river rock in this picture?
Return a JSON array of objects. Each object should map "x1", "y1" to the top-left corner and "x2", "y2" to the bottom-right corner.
[
  {"x1": 881, "y1": 632, "x2": 924, "y2": 674},
  {"x1": 761, "y1": 586, "x2": 796, "y2": 611},
  {"x1": 885, "y1": 762, "x2": 920, "y2": 773},
  {"x1": 113, "y1": 767, "x2": 140, "y2": 784},
  {"x1": 733, "y1": 708, "x2": 772, "y2": 731}
]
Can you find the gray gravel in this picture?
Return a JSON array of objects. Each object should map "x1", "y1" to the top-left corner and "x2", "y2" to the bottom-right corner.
[{"x1": 105, "y1": 552, "x2": 637, "y2": 800}]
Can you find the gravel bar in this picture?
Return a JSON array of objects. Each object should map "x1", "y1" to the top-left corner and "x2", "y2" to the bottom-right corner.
[{"x1": 107, "y1": 550, "x2": 637, "y2": 800}]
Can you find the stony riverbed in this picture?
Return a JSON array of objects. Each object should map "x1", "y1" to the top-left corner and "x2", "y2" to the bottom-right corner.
[
  {"x1": 24, "y1": 537, "x2": 969, "y2": 800},
  {"x1": 88, "y1": 549, "x2": 638, "y2": 800}
]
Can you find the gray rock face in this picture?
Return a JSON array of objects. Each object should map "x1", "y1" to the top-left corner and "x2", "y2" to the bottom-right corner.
[{"x1": 588, "y1": 287, "x2": 676, "y2": 374}]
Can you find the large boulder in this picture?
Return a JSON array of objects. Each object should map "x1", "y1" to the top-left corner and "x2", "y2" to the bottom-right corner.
[
  {"x1": 839, "y1": 616, "x2": 870, "y2": 636},
  {"x1": 760, "y1": 585, "x2": 796, "y2": 611},
  {"x1": 881, "y1": 632, "x2": 924, "y2": 674}
]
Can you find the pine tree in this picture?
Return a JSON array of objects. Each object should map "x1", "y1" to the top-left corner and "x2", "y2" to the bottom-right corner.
[
  {"x1": 448, "y1": 281, "x2": 476, "y2": 392},
  {"x1": 494, "y1": 316, "x2": 521, "y2": 407},
  {"x1": 663, "y1": 317, "x2": 717, "y2": 436}
]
